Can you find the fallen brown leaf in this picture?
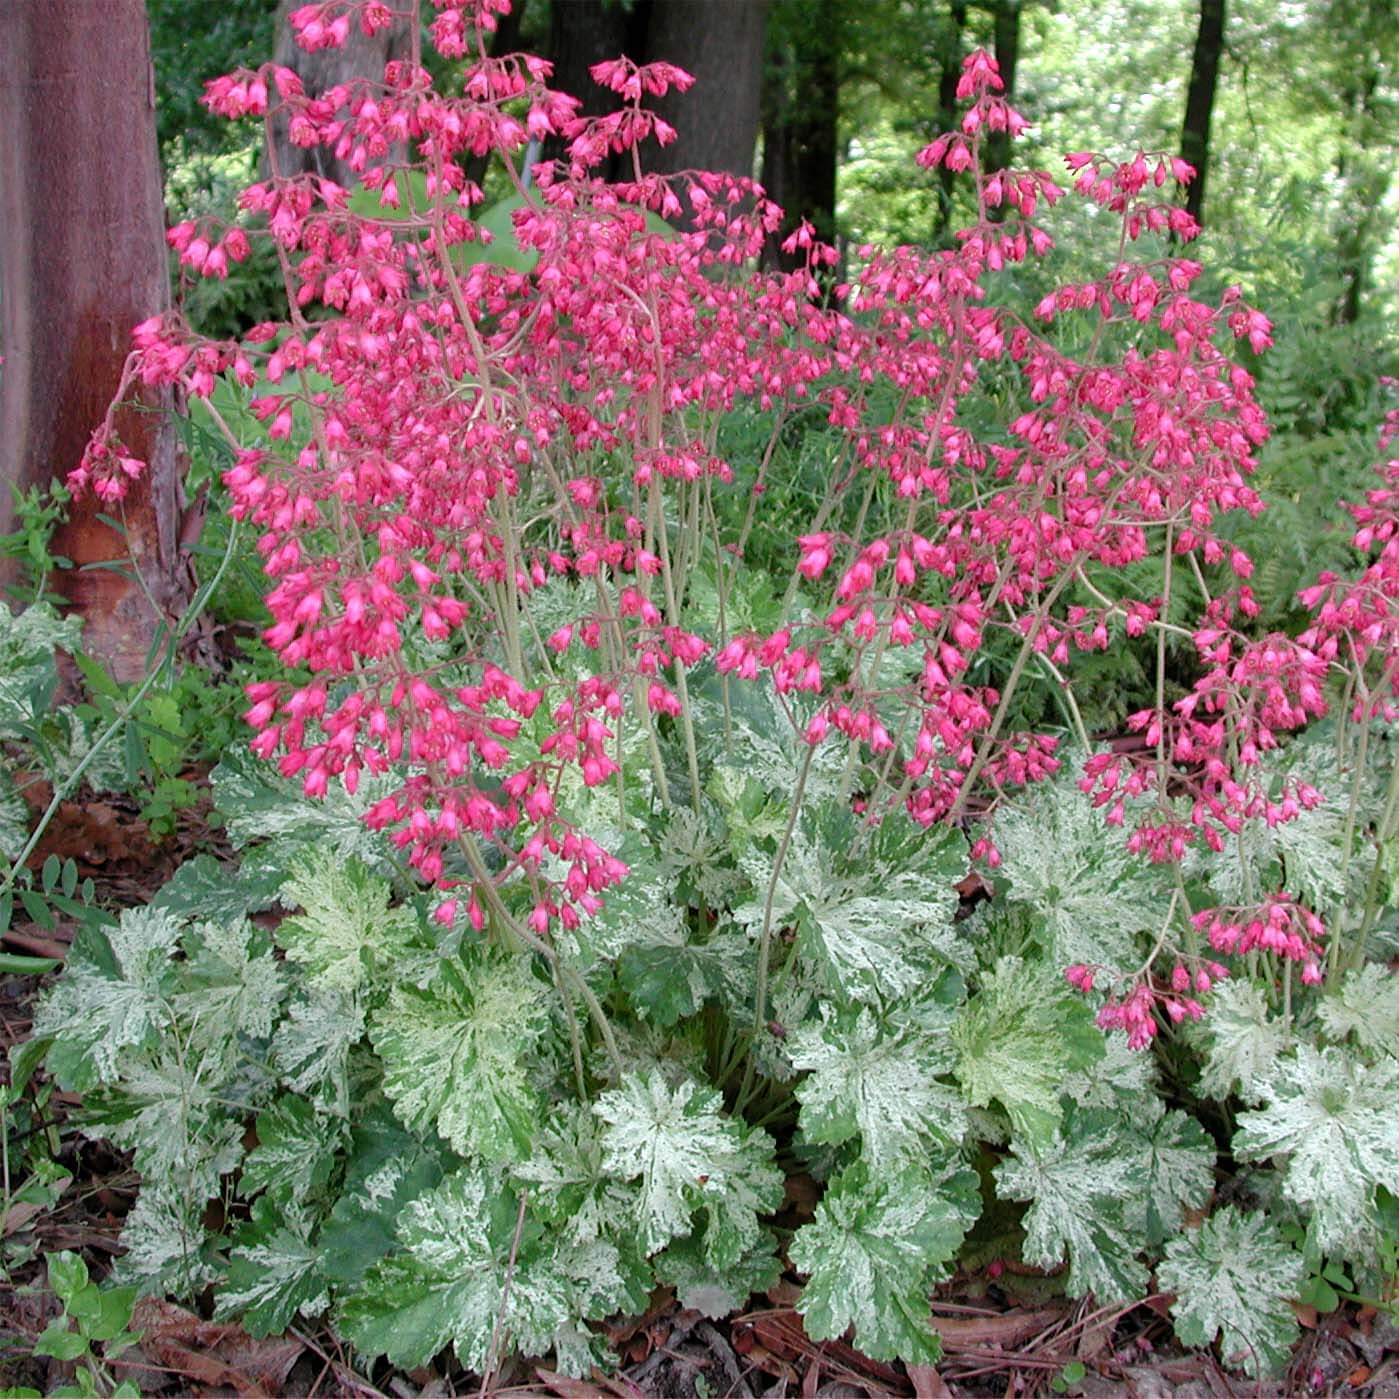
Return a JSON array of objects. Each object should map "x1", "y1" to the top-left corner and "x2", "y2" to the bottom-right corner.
[
  {"x1": 929, "y1": 1307, "x2": 1066, "y2": 1351},
  {"x1": 130, "y1": 1298, "x2": 302, "y2": 1397},
  {"x1": 908, "y1": 1362, "x2": 953, "y2": 1397}
]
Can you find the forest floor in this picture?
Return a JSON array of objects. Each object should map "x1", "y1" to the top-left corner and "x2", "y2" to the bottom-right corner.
[{"x1": 2, "y1": 777, "x2": 1398, "y2": 1399}]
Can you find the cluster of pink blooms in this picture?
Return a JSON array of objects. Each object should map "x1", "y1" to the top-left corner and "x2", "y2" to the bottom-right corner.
[{"x1": 73, "y1": 0, "x2": 1398, "y2": 1047}]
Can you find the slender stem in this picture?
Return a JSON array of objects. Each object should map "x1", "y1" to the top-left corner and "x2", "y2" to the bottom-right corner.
[{"x1": 737, "y1": 742, "x2": 816, "y2": 1109}]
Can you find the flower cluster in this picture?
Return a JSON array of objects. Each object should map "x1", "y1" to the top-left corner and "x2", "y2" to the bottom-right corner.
[{"x1": 73, "y1": 0, "x2": 1383, "y2": 1049}]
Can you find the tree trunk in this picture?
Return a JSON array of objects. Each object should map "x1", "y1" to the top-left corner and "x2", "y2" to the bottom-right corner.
[
  {"x1": 761, "y1": 0, "x2": 840, "y2": 269},
  {"x1": 0, "y1": 0, "x2": 187, "y2": 681},
  {"x1": 933, "y1": 0, "x2": 968, "y2": 245},
  {"x1": 1179, "y1": 0, "x2": 1225, "y2": 228},
  {"x1": 643, "y1": 0, "x2": 768, "y2": 180},
  {"x1": 545, "y1": 0, "x2": 767, "y2": 212},
  {"x1": 268, "y1": 0, "x2": 413, "y2": 187},
  {"x1": 983, "y1": 0, "x2": 1020, "y2": 212}
]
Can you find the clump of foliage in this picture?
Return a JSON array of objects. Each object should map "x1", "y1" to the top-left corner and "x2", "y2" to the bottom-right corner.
[{"x1": 32, "y1": 0, "x2": 1399, "y2": 1382}]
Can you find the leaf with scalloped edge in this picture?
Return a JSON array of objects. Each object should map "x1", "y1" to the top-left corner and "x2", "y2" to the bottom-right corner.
[
  {"x1": 371, "y1": 950, "x2": 548, "y2": 1163},
  {"x1": 337, "y1": 1168, "x2": 577, "y2": 1373},
  {"x1": 211, "y1": 748, "x2": 397, "y2": 869},
  {"x1": 994, "y1": 768, "x2": 1160, "y2": 975},
  {"x1": 594, "y1": 1070, "x2": 782, "y2": 1264},
  {"x1": 1158, "y1": 1208, "x2": 1303, "y2": 1378},
  {"x1": 276, "y1": 855, "x2": 420, "y2": 997},
  {"x1": 654, "y1": 1233, "x2": 780, "y2": 1319},
  {"x1": 993, "y1": 1104, "x2": 1149, "y2": 1305},
  {"x1": 736, "y1": 802, "x2": 970, "y2": 1004},
  {"x1": 272, "y1": 986, "x2": 364, "y2": 1115},
  {"x1": 1194, "y1": 977, "x2": 1284, "y2": 1103},
  {"x1": 240, "y1": 1095, "x2": 344, "y2": 1205},
  {"x1": 790, "y1": 1004, "x2": 965, "y2": 1162},
  {"x1": 790, "y1": 1158, "x2": 980, "y2": 1363},
  {"x1": 217, "y1": 1197, "x2": 326, "y2": 1337},
  {"x1": 174, "y1": 918, "x2": 285, "y2": 1051},
  {"x1": 952, "y1": 955, "x2": 1103, "y2": 1148},
  {"x1": 1319, "y1": 963, "x2": 1399, "y2": 1059},
  {"x1": 114, "y1": 1185, "x2": 223, "y2": 1294},
  {"x1": 319, "y1": 1108, "x2": 447, "y2": 1288},
  {"x1": 1234, "y1": 1045, "x2": 1399, "y2": 1255},
  {"x1": 33, "y1": 908, "x2": 182, "y2": 1089},
  {"x1": 1126, "y1": 1101, "x2": 1215, "y2": 1246}
]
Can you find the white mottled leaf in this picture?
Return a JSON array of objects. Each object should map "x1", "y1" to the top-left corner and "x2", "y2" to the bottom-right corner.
[
  {"x1": 272, "y1": 986, "x2": 364, "y2": 1115},
  {"x1": 994, "y1": 1106, "x2": 1149, "y2": 1305},
  {"x1": 1319, "y1": 963, "x2": 1399, "y2": 1058},
  {"x1": 33, "y1": 908, "x2": 182, "y2": 1088},
  {"x1": 594, "y1": 1070, "x2": 782, "y2": 1262},
  {"x1": 338, "y1": 1168, "x2": 575, "y2": 1373},
  {"x1": 791, "y1": 1159, "x2": 980, "y2": 1363},
  {"x1": 790, "y1": 1005, "x2": 965, "y2": 1162},
  {"x1": 996, "y1": 767, "x2": 1160, "y2": 974},
  {"x1": 1194, "y1": 977, "x2": 1284, "y2": 1103},
  {"x1": 371, "y1": 950, "x2": 547, "y2": 1162},
  {"x1": 276, "y1": 855, "x2": 419, "y2": 996},
  {"x1": 218, "y1": 1197, "x2": 326, "y2": 1336},
  {"x1": 1158, "y1": 1208, "x2": 1302, "y2": 1378},
  {"x1": 1234, "y1": 1045, "x2": 1399, "y2": 1254}
]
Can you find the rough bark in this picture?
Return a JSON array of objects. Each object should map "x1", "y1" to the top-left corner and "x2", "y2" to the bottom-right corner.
[
  {"x1": 268, "y1": 0, "x2": 413, "y2": 186},
  {"x1": 0, "y1": 0, "x2": 187, "y2": 681},
  {"x1": 644, "y1": 0, "x2": 768, "y2": 180},
  {"x1": 1179, "y1": 0, "x2": 1225, "y2": 228}
]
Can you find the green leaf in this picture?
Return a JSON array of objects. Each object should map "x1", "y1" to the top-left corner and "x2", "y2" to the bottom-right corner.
[
  {"x1": 34, "y1": 1320, "x2": 89, "y2": 1362},
  {"x1": 512, "y1": 1105, "x2": 640, "y2": 1249},
  {"x1": 1234, "y1": 1045, "x2": 1399, "y2": 1254},
  {"x1": 338, "y1": 1168, "x2": 573, "y2": 1373},
  {"x1": 151, "y1": 853, "x2": 282, "y2": 923},
  {"x1": 46, "y1": 1250, "x2": 89, "y2": 1305},
  {"x1": 994, "y1": 1105, "x2": 1150, "y2": 1305},
  {"x1": 1158, "y1": 1208, "x2": 1303, "y2": 1378},
  {"x1": 32, "y1": 907, "x2": 182, "y2": 1088},
  {"x1": 217, "y1": 1197, "x2": 325, "y2": 1337},
  {"x1": 594, "y1": 1069, "x2": 782, "y2": 1263},
  {"x1": 654, "y1": 1234, "x2": 778, "y2": 1319},
  {"x1": 791, "y1": 1159, "x2": 980, "y2": 1363},
  {"x1": 81, "y1": 1286, "x2": 138, "y2": 1344},
  {"x1": 277, "y1": 854, "x2": 420, "y2": 996},
  {"x1": 319, "y1": 1109, "x2": 446, "y2": 1287},
  {"x1": 0, "y1": 603, "x2": 81, "y2": 737},
  {"x1": 1318, "y1": 963, "x2": 1399, "y2": 1058},
  {"x1": 952, "y1": 956, "x2": 1103, "y2": 1148},
  {"x1": 240, "y1": 1096, "x2": 344, "y2": 1204},
  {"x1": 790, "y1": 1004, "x2": 966, "y2": 1161},
  {"x1": 0, "y1": 952, "x2": 60, "y2": 975},
  {"x1": 371, "y1": 950, "x2": 548, "y2": 1162}
]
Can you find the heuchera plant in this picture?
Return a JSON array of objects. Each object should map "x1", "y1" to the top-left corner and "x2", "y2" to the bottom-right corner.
[{"x1": 54, "y1": 0, "x2": 1399, "y2": 1378}]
